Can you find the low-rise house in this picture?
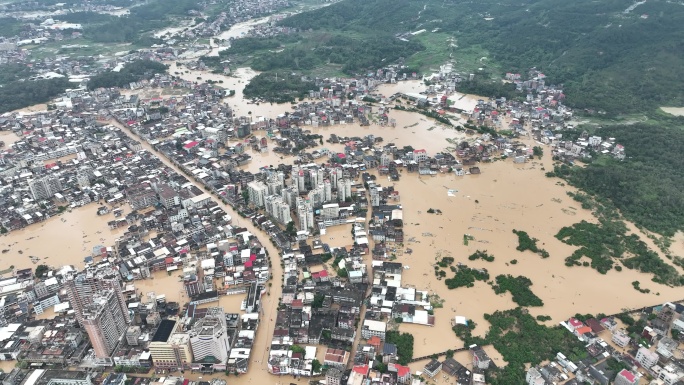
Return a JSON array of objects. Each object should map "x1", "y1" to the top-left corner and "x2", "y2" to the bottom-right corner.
[{"x1": 423, "y1": 359, "x2": 442, "y2": 378}]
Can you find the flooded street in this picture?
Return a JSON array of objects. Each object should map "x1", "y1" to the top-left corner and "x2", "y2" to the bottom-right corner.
[
  {"x1": 391, "y1": 149, "x2": 683, "y2": 331},
  {"x1": 0, "y1": 49, "x2": 680, "y2": 383},
  {"x1": 0, "y1": 204, "x2": 127, "y2": 272},
  {"x1": 0, "y1": 130, "x2": 23, "y2": 148},
  {"x1": 109, "y1": 120, "x2": 289, "y2": 385},
  {"x1": 166, "y1": 63, "x2": 294, "y2": 118}
]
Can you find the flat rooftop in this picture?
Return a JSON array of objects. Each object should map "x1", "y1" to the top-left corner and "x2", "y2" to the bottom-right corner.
[{"x1": 151, "y1": 319, "x2": 176, "y2": 342}]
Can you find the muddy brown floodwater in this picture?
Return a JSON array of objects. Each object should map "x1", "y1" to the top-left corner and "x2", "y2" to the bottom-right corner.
[
  {"x1": 1, "y1": 72, "x2": 679, "y2": 384},
  {"x1": 0, "y1": 205, "x2": 127, "y2": 273}
]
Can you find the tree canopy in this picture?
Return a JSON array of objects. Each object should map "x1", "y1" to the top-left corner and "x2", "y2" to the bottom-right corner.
[
  {"x1": 277, "y1": 0, "x2": 684, "y2": 114},
  {"x1": 88, "y1": 60, "x2": 168, "y2": 90}
]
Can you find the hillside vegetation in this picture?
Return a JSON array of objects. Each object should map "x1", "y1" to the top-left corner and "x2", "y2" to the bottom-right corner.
[
  {"x1": 272, "y1": 0, "x2": 684, "y2": 114},
  {"x1": 87, "y1": 60, "x2": 168, "y2": 90},
  {"x1": 554, "y1": 120, "x2": 684, "y2": 237},
  {"x1": 55, "y1": 0, "x2": 200, "y2": 44}
]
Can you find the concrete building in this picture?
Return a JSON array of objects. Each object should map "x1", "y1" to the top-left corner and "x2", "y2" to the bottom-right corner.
[
  {"x1": 424, "y1": 359, "x2": 442, "y2": 378},
  {"x1": 189, "y1": 307, "x2": 231, "y2": 368},
  {"x1": 326, "y1": 367, "x2": 343, "y2": 385},
  {"x1": 264, "y1": 195, "x2": 291, "y2": 225},
  {"x1": 247, "y1": 181, "x2": 268, "y2": 208},
  {"x1": 369, "y1": 187, "x2": 380, "y2": 207},
  {"x1": 526, "y1": 367, "x2": 544, "y2": 385},
  {"x1": 65, "y1": 267, "x2": 129, "y2": 325},
  {"x1": 29, "y1": 176, "x2": 62, "y2": 200},
  {"x1": 612, "y1": 329, "x2": 631, "y2": 348},
  {"x1": 81, "y1": 290, "x2": 130, "y2": 361},
  {"x1": 323, "y1": 179, "x2": 332, "y2": 202},
  {"x1": 361, "y1": 320, "x2": 386, "y2": 340},
  {"x1": 321, "y1": 203, "x2": 340, "y2": 220},
  {"x1": 183, "y1": 268, "x2": 205, "y2": 297},
  {"x1": 126, "y1": 326, "x2": 141, "y2": 346},
  {"x1": 636, "y1": 347, "x2": 659, "y2": 368},
  {"x1": 102, "y1": 373, "x2": 127, "y2": 385},
  {"x1": 337, "y1": 178, "x2": 352, "y2": 202},
  {"x1": 26, "y1": 369, "x2": 93, "y2": 385},
  {"x1": 471, "y1": 345, "x2": 491, "y2": 370},
  {"x1": 614, "y1": 369, "x2": 639, "y2": 385},
  {"x1": 657, "y1": 363, "x2": 684, "y2": 385},
  {"x1": 149, "y1": 319, "x2": 193, "y2": 370},
  {"x1": 296, "y1": 198, "x2": 314, "y2": 232},
  {"x1": 65, "y1": 267, "x2": 130, "y2": 363}
]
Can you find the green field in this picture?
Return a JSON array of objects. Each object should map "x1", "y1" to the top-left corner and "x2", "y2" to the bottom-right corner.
[{"x1": 28, "y1": 37, "x2": 137, "y2": 60}]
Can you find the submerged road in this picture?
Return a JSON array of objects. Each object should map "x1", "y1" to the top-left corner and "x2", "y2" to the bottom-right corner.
[{"x1": 109, "y1": 119, "x2": 284, "y2": 374}]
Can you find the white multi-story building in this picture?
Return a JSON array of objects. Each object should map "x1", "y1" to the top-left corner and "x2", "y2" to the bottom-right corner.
[
  {"x1": 296, "y1": 198, "x2": 314, "y2": 232},
  {"x1": 323, "y1": 180, "x2": 332, "y2": 202},
  {"x1": 330, "y1": 168, "x2": 343, "y2": 187},
  {"x1": 321, "y1": 203, "x2": 340, "y2": 220},
  {"x1": 294, "y1": 168, "x2": 306, "y2": 192},
  {"x1": 281, "y1": 186, "x2": 299, "y2": 207},
  {"x1": 657, "y1": 363, "x2": 684, "y2": 385},
  {"x1": 612, "y1": 329, "x2": 631, "y2": 348},
  {"x1": 308, "y1": 186, "x2": 324, "y2": 208},
  {"x1": 247, "y1": 181, "x2": 268, "y2": 208},
  {"x1": 635, "y1": 347, "x2": 659, "y2": 368},
  {"x1": 412, "y1": 149, "x2": 428, "y2": 162},
  {"x1": 189, "y1": 307, "x2": 231, "y2": 367},
  {"x1": 369, "y1": 187, "x2": 380, "y2": 207},
  {"x1": 265, "y1": 195, "x2": 292, "y2": 225},
  {"x1": 337, "y1": 178, "x2": 352, "y2": 202},
  {"x1": 266, "y1": 171, "x2": 285, "y2": 196},
  {"x1": 361, "y1": 320, "x2": 386, "y2": 340},
  {"x1": 29, "y1": 175, "x2": 63, "y2": 200}
]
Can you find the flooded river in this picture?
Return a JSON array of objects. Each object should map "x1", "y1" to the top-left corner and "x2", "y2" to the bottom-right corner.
[{"x1": 1, "y1": 47, "x2": 680, "y2": 382}]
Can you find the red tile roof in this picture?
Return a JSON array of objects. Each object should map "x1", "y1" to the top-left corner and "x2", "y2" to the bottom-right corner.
[
  {"x1": 353, "y1": 365, "x2": 369, "y2": 376},
  {"x1": 618, "y1": 369, "x2": 636, "y2": 382}
]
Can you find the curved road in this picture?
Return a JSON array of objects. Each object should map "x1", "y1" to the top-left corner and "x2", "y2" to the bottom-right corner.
[{"x1": 110, "y1": 120, "x2": 284, "y2": 377}]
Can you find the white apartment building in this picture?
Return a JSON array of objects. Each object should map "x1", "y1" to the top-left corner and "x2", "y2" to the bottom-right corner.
[
  {"x1": 264, "y1": 195, "x2": 292, "y2": 225},
  {"x1": 635, "y1": 347, "x2": 659, "y2": 368},
  {"x1": 247, "y1": 181, "x2": 268, "y2": 208},
  {"x1": 361, "y1": 320, "x2": 386, "y2": 340},
  {"x1": 189, "y1": 307, "x2": 231, "y2": 366},
  {"x1": 296, "y1": 198, "x2": 314, "y2": 232}
]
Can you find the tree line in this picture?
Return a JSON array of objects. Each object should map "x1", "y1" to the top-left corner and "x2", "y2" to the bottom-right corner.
[{"x1": 87, "y1": 60, "x2": 168, "y2": 90}]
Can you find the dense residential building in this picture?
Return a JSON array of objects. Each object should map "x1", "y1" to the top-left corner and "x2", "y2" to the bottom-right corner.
[
  {"x1": 296, "y1": 197, "x2": 314, "y2": 231},
  {"x1": 65, "y1": 267, "x2": 129, "y2": 325},
  {"x1": 361, "y1": 320, "x2": 386, "y2": 340},
  {"x1": 247, "y1": 181, "x2": 268, "y2": 208},
  {"x1": 81, "y1": 290, "x2": 130, "y2": 362},
  {"x1": 65, "y1": 267, "x2": 130, "y2": 363},
  {"x1": 264, "y1": 195, "x2": 292, "y2": 225},
  {"x1": 28, "y1": 175, "x2": 62, "y2": 200}
]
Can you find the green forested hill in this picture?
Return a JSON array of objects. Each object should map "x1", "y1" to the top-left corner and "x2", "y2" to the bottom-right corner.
[{"x1": 278, "y1": 0, "x2": 684, "y2": 114}]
